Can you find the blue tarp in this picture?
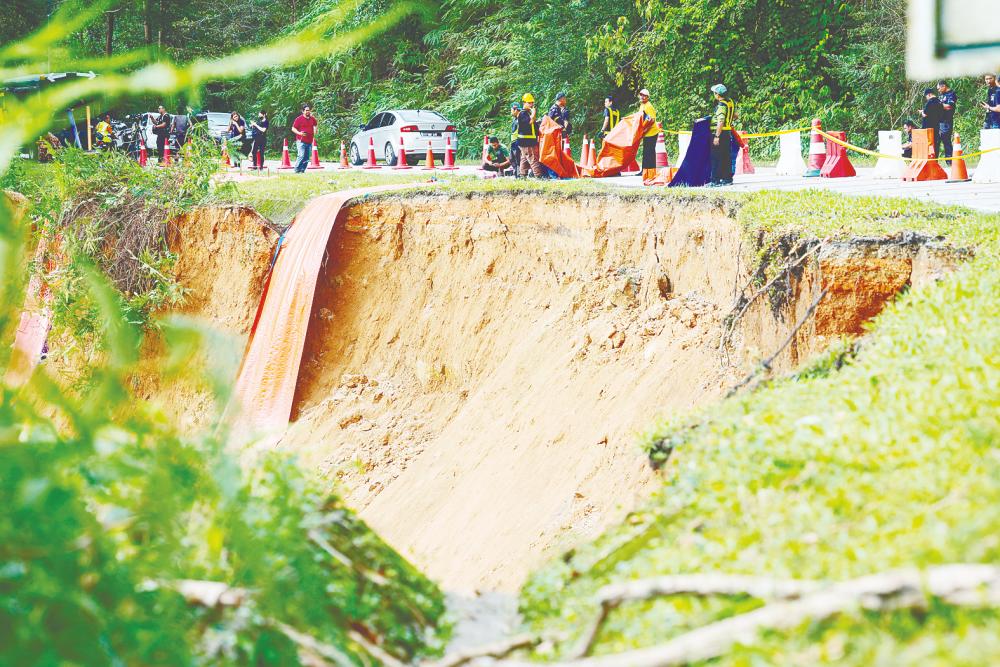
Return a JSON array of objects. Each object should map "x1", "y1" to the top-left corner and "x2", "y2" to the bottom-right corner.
[{"x1": 668, "y1": 117, "x2": 712, "y2": 188}]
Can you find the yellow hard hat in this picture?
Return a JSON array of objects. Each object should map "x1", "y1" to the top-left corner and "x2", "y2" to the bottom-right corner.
[{"x1": 522, "y1": 93, "x2": 535, "y2": 103}]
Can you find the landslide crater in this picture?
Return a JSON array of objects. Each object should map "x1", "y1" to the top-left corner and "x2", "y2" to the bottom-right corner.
[{"x1": 264, "y1": 193, "x2": 961, "y2": 592}]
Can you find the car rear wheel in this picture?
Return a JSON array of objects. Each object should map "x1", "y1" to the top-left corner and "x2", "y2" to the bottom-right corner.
[
  {"x1": 350, "y1": 142, "x2": 363, "y2": 166},
  {"x1": 384, "y1": 142, "x2": 397, "y2": 166}
]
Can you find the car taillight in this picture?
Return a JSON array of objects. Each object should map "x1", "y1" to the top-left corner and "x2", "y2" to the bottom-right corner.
[
  {"x1": 445, "y1": 125, "x2": 457, "y2": 132},
  {"x1": 399, "y1": 125, "x2": 418, "y2": 132}
]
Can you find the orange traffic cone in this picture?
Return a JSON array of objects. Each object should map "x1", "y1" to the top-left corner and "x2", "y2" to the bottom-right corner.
[
  {"x1": 587, "y1": 138, "x2": 597, "y2": 170},
  {"x1": 564, "y1": 137, "x2": 572, "y2": 159},
  {"x1": 161, "y1": 144, "x2": 172, "y2": 167},
  {"x1": 736, "y1": 142, "x2": 755, "y2": 175},
  {"x1": 805, "y1": 118, "x2": 826, "y2": 177},
  {"x1": 422, "y1": 140, "x2": 436, "y2": 170},
  {"x1": 307, "y1": 140, "x2": 324, "y2": 170},
  {"x1": 439, "y1": 136, "x2": 458, "y2": 171},
  {"x1": 138, "y1": 142, "x2": 148, "y2": 167},
  {"x1": 362, "y1": 136, "x2": 381, "y2": 170},
  {"x1": 947, "y1": 131, "x2": 970, "y2": 182},
  {"x1": 278, "y1": 138, "x2": 293, "y2": 169},
  {"x1": 580, "y1": 134, "x2": 590, "y2": 168},
  {"x1": 221, "y1": 143, "x2": 231, "y2": 168},
  {"x1": 339, "y1": 141, "x2": 351, "y2": 169},
  {"x1": 393, "y1": 135, "x2": 413, "y2": 170}
]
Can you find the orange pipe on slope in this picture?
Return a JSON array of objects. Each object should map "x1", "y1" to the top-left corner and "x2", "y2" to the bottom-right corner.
[{"x1": 230, "y1": 183, "x2": 423, "y2": 436}]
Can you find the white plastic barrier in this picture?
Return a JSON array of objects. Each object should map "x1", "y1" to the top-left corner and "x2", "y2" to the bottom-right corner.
[
  {"x1": 873, "y1": 131, "x2": 906, "y2": 179},
  {"x1": 972, "y1": 129, "x2": 1000, "y2": 183},
  {"x1": 775, "y1": 131, "x2": 806, "y2": 176},
  {"x1": 677, "y1": 131, "x2": 691, "y2": 167}
]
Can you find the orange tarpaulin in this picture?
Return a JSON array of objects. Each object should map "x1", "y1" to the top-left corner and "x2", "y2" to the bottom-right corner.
[
  {"x1": 5, "y1": 234, "x2": 58, "y2": 387},
  {"x1": 593, "y1": 112, "x2": 655, "y2": 178},
  {"x1": 538, "y1": 115, "x2": 579, "y2": 178},
  {"x1": 230, "y1": 183, "x2": 426, "y2": 437}
]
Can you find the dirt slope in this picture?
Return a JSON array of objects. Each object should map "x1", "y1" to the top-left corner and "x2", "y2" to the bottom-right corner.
[{"x1": 274, "y1": 194, "x2": 955, "y2": 592}]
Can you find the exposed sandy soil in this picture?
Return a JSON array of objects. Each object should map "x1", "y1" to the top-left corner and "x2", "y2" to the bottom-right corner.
[
  {"x1": 272, "y1": 194, "x2": 956, "y2": 593},
  {"x1": 134, "y1": 206, "x2": 278, "y2": 431},
  {"x1": 37, "y1": 191, "x2": 958, "y2": 594}
]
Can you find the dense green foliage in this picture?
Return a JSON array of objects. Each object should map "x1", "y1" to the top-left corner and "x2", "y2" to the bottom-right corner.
[
  {"x1": 0, "y1": 287, "x2": 446, "y2": 664},
  {"x1": 2, "y1": 4, "x2": 449, "y2": 665},
  {"x1": 518, "y1": 190, "x2": 1000, "y2": 663},
  {"x1": 12, "y1": 0, "x2": 996, "y2": 159}
]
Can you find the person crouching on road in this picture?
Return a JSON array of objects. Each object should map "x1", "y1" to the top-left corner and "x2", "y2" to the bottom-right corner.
[
  {"x1": 901, "y1": 119, "x2": 916, "y2": 159},
  {"x1": 709, "y1": 84, "x2": 735, "y2": 187},
  {"x1": 482, "y1": 136, "x2": 512, "y2": 175},
  {"x1": 548, "y1": 92, "x2": 572, "y2": 136},
  {"x1": 638, "y1": 88, "x2": 659, "y2": 180},
  {"x1": 291, "y1": 104, "x2": 318, "y2": 173},
  {"x1": 95, "y1": 114, "x2": 114, "y2": 150},
  {"x1": 509, "y1": 103, "x2": 522, "y2": 177},
  {"x1": 517, "y1": 94, "x2": 545, "y2": 178}
]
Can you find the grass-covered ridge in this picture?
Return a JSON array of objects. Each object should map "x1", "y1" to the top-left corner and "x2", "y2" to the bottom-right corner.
[{"x1": 512, "y1": 192, "x2": 1000, "y2": 664}]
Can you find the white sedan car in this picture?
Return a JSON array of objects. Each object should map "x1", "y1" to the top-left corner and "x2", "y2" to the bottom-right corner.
[{"x1": 350, "y1": 110, "x2": 457, "y2": 166}]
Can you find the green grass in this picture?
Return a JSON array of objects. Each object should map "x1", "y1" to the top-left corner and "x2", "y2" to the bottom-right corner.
[{"x1": 511, "y1": 191, "x2": 1000, "y2": 664}]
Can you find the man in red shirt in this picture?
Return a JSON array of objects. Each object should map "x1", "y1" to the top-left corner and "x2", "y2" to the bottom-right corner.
[{"x1": 291, "y1": 104, "x2": 318, "y2": 173}]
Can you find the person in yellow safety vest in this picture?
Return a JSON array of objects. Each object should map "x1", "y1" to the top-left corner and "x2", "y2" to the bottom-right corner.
[
  {"x1": 708, "y1": 83, "x2": 735, "y2": 187},
  {"x1": 638, "y1": 88, "x2": 659, "y2": 178},
  {"x1": 94, "y1": 113, "x2": 113, "y2": 150},
  {"x1": 516, "y1": 93, "x2": 545, "y2": 178},
  {"x1": 600, "y1": 96, "x2": 620, "y2": 138},
  {"x1": 509, "y1": 102, "x2": 522, "y2": 177}
]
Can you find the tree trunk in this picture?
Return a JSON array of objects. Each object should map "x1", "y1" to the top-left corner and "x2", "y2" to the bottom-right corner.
[
  {"x1": 143, "y1": 0, "x2": 152, "y2": 45},
  {"x1": 104, "y1": 11, "x2": 115, "y2": 56}
]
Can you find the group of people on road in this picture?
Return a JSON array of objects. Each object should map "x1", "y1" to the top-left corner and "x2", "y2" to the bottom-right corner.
[
  {"x1": 901, "y1": 74, "x2": 1000, "y2": 159},
  {"x1": 484, "y1": 84, "x2": 737, "y2": 186},
  {"x1": 226, "y1": 110, "x2": 270, "y2": 169}
]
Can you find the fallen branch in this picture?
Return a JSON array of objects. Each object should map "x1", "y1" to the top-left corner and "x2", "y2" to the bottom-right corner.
[
  {"x1": 725, "y1": 287, "x2": 828, "y2": 398},
  {"x1": 424, "y1": 633, "x2": 542, "y2": 667},
  {"x1": 497, "y1": 564, "x2": 1000, "y2": 667},
  {"x1": 570, "y1": 574, "x2": 823, "y2": 658}
]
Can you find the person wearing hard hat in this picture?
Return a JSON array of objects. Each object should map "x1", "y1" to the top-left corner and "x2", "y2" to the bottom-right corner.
[
  {"x1": 709, "y1": 84, "x2": 735, "y2": 187},
  {"x1": 516, "y1": 94, "x2": 545, "y2": 177},
  {"x1": 509, "y1": 103, "x2": 522, "y2": 177},
  {"x1": 638, "y1": 89, "x2": 659, "y2": 179},
  {"x1": 548, "y1": 92, "x2": 572, "y2": 136}
]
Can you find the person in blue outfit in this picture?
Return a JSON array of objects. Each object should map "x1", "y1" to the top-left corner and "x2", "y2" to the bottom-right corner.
[
  {"x1": 982, "y1": 74, "x2": 1000, "y2": 130},
  {"x1": 548, "y1": 92, "x2": 572, "y2": 137},
  {"x1": 936, "y1": 80, "x2": 956, "y2": 159}
]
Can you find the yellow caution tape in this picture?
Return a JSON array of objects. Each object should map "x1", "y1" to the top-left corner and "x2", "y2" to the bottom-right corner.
[
  {"x1": 656, "y1": 123, "x2": 1000, "y2": 162},
  {"x1": 814, "y1": 128, "x2": 1000, "y2": 163},
  {"x1": 739, "y1": 126, "x2": 811, "y2": 138}
]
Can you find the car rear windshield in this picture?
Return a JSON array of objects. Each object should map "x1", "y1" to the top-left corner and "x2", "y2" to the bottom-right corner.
[{"x1": 396, "y1": 110, "x2": 448, "y2": 123}]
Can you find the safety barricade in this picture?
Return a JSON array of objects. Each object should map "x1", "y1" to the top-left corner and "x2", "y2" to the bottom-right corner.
[
  {"x1": 972, "y1": 129, "x2": 1000, "y2": 183},
  {"x1": 873, "y1": 131, "x2": 906, "y2": 179},
  {"x1": 775, "y1": 131, "x2": 805, "y2": 177},
  {"x1": 901, "y1": 128, "x2": 947, "y2": 182},
  {"x1": 820, "y1": 131, "x2": 856, "y2": 178}
]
